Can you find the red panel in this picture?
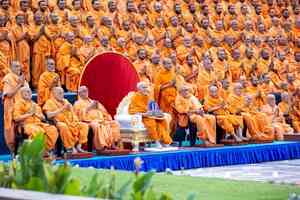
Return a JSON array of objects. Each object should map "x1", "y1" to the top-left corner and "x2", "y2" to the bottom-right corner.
[{"x1": 80, "y1": 52, "x2": 139, "y2": 116}]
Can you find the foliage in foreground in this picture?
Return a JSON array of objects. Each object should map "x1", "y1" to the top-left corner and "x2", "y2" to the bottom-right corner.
[{"x1": 0, "y1": 134, "x2": 195, "y2": 200}]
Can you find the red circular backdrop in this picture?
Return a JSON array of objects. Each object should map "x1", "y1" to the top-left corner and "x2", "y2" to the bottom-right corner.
[{"x1": 80, "y1": 52, "x2": 139, "y2": 116}]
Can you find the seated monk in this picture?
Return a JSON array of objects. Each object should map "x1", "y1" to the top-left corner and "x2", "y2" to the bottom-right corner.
[
  {"x1": 128, "y1": 82, "x2": 172, "y2": 147},
  {"x1": 13, "y1": 87, "x2": 58, "y2": 155},
  {"x1": 37, "y1": 58, "x2": 61, "y2": 106},
  {"x1": 226, "y1": 83, "x2": 249, "y2": 141},
  {"x1": 278, "y1": 92, "x2": 291, "y2": 124},
  {"x1": 74, "y1": 86, "x2": 120, "y2": 150},
  {"x1": 175, "y1": 85, "x2": 216, "y2": 145},
  {"x1": 290, "y1": 91, "x2": 300, "y2": 133},
  {"x1": 204, "y1": 85, "x2": 244, "y2": 142},
  {"x1": 242, "y1": 95, "x2": 275, "y2": 141},
  {"x1": 43, "y1": 87, "x2": 89, "y2": 153},
  {"x1": 2, "y1": 61, "x2": 29, "y2": 153},
  {"x1": 261, "y1": 94, "x2": 294, "y2": 140},
  {"x1": 245, "y1": 76, "x2": 266, "y2": 110}
]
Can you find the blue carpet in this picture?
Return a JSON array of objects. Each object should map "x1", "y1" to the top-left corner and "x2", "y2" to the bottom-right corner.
[{"x1": 57, "y1": 141, "x2": 300, "y2": 172}]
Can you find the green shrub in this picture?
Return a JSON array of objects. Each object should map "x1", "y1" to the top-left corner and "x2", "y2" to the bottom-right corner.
[{"x1": 0, "y1": 134, "x2": 195, "y2": 200}]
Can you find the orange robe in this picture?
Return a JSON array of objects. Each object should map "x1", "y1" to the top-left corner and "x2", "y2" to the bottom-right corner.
[
  {"x1": 29, "y1": 24, "x2": 51, "y2": 88},
  {"x1": 37, "y1": 71, "x2": 60, "y2": 106},
  {"x1": 0, "y1": 51, "x2": 9, "y2": 90},
  {"x1": 226, "y1": 93, "x2": 271, "y2": 140},
  {"x1": 261, "y1": 104, "x2": 293, "y2": 140},
  {"x1": 204, "y1": 94, "x2": 243, "y2": 134},
  {"x1": 245, "y1": 85, "x2": 266, "y2": 110},
  {"x1": 176, "y1": 45, "x2": 191, "y2": 64},
  {"x1": 11, "y1": 24, "x2": 30, "y2": 82},
  {"x1": 154, "y1": 68, "x2": 177, "y2": 114},
  {"x1": 74, "y1": 98, "x2": 120, "y2": 149},
  {"x1": 242, "y1": 101, "x2": 274, "y2": 141},
  {"x1": 290, "y1": 102, "x2": 300, "y2": 132},
  {"x1": 256, "y1": 58, "x2": 270, "y2": 77},
  {"x1": 214, "y1": 59, "x2": 227, "y2": 81},
  {"x1": 128, "y1": 91, "x2": 172, "y2": 144},
  {"x1": 13, "y1": 99, "x2": 58, "y2": 150},
  {"x1": 133, "y1": 59, "x2": 152, "y2": 82},
  {"x1": 2, "y1": 73, "x2": 28, "y2": 151},
  {"x1": 241, "y1": 57, "x2": 256, "y2": 78},
  {"x1": 56, "y1": 41, "x2": 83, "y2": 91},
  {"x1": 0, "y1": 27, "x2": 14, "y2": 87},
  {"x1": 175, "y1": 94, "x2": 216, "y2": 144},
  {"x1": 46, "y1": 23, "x2": 64, "y2": 60},
  {"x1": 228, "y1": 59, "x2": 242, "y2": 82},
  {"x1": 43, "y1": 98, "x2": 89, "y2": 148},
  {"x1": 197, "y1": 68, "x2": 217, "y2": 101}
]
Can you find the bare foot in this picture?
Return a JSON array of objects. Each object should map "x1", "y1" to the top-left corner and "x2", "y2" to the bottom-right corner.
[
  {"x1": 233, "y1": 134, "x2": 242, "y2": 142},
  {"x1": 72, "y1": 147, "x2": 78, "y2": 154}
]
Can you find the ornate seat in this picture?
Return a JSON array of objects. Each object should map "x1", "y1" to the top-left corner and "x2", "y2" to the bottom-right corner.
[{"x1": 114, "y1": 92, "x2": 151, "y2": 151}]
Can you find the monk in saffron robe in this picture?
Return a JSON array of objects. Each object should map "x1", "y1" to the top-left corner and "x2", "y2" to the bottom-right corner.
[
  {"x1": 29, "y1": 11, "x2": 51, "y2": 87},
  {"x1": 204, "y1": 85, "x2": 243, "y2": 142},
  {"x1": 242, "y1": 95, "x2": 275, "y2": 141},
  {"x1": 245, "y1": 76, "x2": 266, "y2": 110},
  {"x1": 278, "y1": 92, "x2": 290, "y2": 116},
  {"x1": 74, "y1": 86, "x2": 120, "y2": 150},
  {"x1": 11, "y1": 13, "x2": 30, "y2": 83},
  {"x1": 0, "y1": 14, "x2": 13, "y2": 86},
  {"x1": 154, "y1": 58, "x2": 177, "y2": 114},
  {"x1": 56, "y1": 32, "x2": 82, "y2": 91},
  {"x1": 290, "y1": 91, "x2": 300, "y2": 133},
  {"x1": 228, "y1": 49, "x2": 243, "y2": 82},
  {"x1": 261, "y1": 94, "x2": 294, "y2": 140},
  {"x1": 214, "y1": 48, "x2": 229, "y2": 81},
  {"x1": 46, "y1": 12, "x2": 64, "y2": 60},
  {"x1": 176, "y1": 36, "x2": 193, "y2": 64},
  {"x1": 128, "y1": 82, "x2": 172, "y2": 146},
  {"x1": 53, "y1": 0, "x2": 70, "y2": 24},
  {"x1": 37, "y1": 58, "x2": 60, "y2": 106},
  {"x1": 2, "y1": 61, "x2": 29, "y2": 152},
  {"x1": 256, "y1": 49, "x2": 271, "y2": 78},
  {"x1": 78, "y1": 36, "x2": 97, "y2": 64},
  {"x1": 13, "y1": 87, "x2": 58, "y2": 154},
  {"x1": 133, "y1": 48, "x2": 152, "y2": 82},
  {"x1": 175, "y1": 85, "x2": 216, "y2": 145},
  {"x1": 197, "y1": 57, "x2": 217, "y2": 101},
  {"x1": 226, "y1": 83, "x2": 250, "y2": 141},
  {"x1": 43, "y1": 87, "x2": 89, "y2": 153}
]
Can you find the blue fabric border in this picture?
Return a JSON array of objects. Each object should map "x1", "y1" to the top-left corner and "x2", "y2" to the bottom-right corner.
[{"x1": 60, "y1": 141, "x2": 300, "y2": 172}]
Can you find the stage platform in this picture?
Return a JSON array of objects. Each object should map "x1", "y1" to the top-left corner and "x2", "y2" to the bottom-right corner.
[
  {"x1": 0, "y1": 141, "x2": 299, "y2": 172},
  {"x1": 53, "y1": 141, "x2": 300, "y2": 172}
]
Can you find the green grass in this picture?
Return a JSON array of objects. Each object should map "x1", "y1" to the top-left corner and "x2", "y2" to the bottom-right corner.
[{"x1": 71, "y1": 168, "x2": 300, "y2": 200}]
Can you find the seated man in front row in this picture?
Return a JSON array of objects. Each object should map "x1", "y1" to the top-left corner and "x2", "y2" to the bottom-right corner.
[
  {"x1": 43, "y1": 87, "x2": 89, "y2": 154},
  {"x1": 175, "y1": 85, "x2": 217, "y2": 145},
  {"x1": 204, "y1": 85, "x2": 244, "y2": 142},
  {"x1": 13, "y1": 87, "x2": 59, "y2": 155},
  {"x1": 128, "y1": 82, "x2": 172, "y2": 147},
  {"x1": 74, "y1": 86, "x2": 121, "y2": 151}
]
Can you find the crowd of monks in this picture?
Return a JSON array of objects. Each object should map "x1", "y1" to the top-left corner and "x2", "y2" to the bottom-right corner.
[
  {"x1": 3, "y1": 59, "x2": 120, "y2": 154},
  {"x1": 2, "y1": 0, "x2": 300, "y2": 152}
]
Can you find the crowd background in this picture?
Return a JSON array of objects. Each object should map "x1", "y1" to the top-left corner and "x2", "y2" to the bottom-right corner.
[{"x1": 1, "y1": 0, "x2": 300, "y2": 152}]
